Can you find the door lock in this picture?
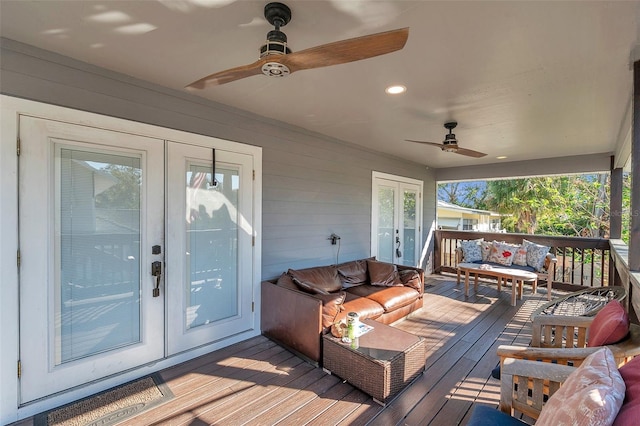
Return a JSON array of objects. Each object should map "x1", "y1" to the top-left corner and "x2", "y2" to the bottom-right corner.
[
  {"x1": 151, "y1": 261, "x2": 162, "y2": 297},
  {"x1": 395, "y1": 231, "x2": 402, "y2": 258}
]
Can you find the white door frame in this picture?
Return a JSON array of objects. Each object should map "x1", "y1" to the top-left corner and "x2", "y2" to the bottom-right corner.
[
  {"x1": 371, "y1": 171, "x2": 423, "y2": 267},
  {"x1": 0, "y1": 95, "x2": 262, "y2": 421}
]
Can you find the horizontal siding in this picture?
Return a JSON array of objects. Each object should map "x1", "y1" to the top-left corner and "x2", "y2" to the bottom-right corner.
[{"x1": 1, "y1": 37, "x2": 436, "y2": 280}]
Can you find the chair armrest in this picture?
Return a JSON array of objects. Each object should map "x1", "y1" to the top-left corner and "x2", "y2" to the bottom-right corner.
[
  {"x1": 543, "y1": 253, "x2": 557, "y2": 272},
  {"x1": 455, "y1": 247, "x2": 464, "y2": 265},
  {"x1": 500, "y1": 357, "x2": 576, "y2": 419},
  {"x1": 497, "y1": 345, "x2": 600, "y2": 366}
]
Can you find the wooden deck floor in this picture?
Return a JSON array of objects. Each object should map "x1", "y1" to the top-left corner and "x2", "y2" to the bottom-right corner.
[{"x1": 17, "y1": 276, "x2": 555, "y2": 426}]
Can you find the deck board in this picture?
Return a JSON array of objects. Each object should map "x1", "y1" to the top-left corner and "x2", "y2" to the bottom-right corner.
[{"x1": 14, "y1": 276, "x2": 557, "y2": 426}]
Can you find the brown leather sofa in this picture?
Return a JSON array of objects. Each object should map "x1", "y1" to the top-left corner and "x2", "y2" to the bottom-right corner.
[{"x1": 261, "y1": 258, "x2": 424, "y2": 365}]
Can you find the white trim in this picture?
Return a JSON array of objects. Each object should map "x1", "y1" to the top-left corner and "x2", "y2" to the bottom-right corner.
[{"x1": 0, "y1": 95, "x2": 263, "y2": 422}]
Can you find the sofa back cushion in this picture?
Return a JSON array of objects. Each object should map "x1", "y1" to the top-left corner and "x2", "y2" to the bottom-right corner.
[
  {"x1": 536, "y1": 347, "x2": 625, "y2": 426},
  {"x1": 337, "y1": 259, "x2": 369, "y2": 288},
  {"x1": 588, "y1": 300, "x2": 630, "y2": 347},
  {"x1": 288, "y1": 266, "x2": 342, "y2": 294},
  {"x1": 399, "y1": 269, "x2": 422, "y2": 292},
  {"x1": 367, "y1": 260, "x2": 401, "y2": 286}
]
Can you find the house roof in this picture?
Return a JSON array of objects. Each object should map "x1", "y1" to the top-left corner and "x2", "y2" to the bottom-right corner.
[
  {"x1": 1, "y1": 1, "x2": 637, "y2": 173},
  {"x1": 437, "y1": 200, "x2": 502, "y2": 217}
]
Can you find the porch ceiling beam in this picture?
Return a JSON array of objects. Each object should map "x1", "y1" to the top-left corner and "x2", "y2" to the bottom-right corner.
[{"x1": 435, "y1": 153, "x2": 611, "y2": 183}]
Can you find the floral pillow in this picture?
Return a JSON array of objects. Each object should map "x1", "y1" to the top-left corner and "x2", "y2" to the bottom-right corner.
[
  {"x1": 523, "y1": 239, "x2": 550, "y2": 271},
  {"x1": 460, "y1": 239, "x2": 483, "y2": 263},
  {"x1": 536, "y1": 347, "x2": 625, "y2": 426},
  {"x1": 487, "y1": 241, "x2": 515, "y2": 266},
  {"x1": 512, "y1": 244, "x2": 528, "y2": 266},
  {"x1": 480, "y1": 241, "x2": 492, "y2": 262}
]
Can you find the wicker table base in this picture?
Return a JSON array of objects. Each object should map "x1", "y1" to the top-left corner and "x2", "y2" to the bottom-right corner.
[{"x1": 322, "y1": 319, "x2": 425, "y2": 404}]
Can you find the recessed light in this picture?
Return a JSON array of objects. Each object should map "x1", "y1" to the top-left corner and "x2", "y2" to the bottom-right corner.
[
  {"x1": 496, "y1": 156, "x2": 508, "y2": 160},
  {"x1": 385, "y1": 85, "x2": 406, "y2": 95}
]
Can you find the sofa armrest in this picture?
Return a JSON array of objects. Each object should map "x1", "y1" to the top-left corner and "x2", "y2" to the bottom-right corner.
[
  {"x1": 261, "y1": 280, "x2": 323, "y2": 364},
  {"x1": 397, "y1": 264, "x2": 425, "y2": 295}
]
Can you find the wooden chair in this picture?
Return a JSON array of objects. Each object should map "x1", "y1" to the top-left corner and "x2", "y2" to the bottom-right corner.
[
  {"x1": 498, "y1": 314, "x2": 640, "y2": 368},
  {"x1": 499, "y1": 357, "x2": 575, "y2": 421}
]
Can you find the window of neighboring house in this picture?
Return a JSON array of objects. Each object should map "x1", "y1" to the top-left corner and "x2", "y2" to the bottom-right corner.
[{"x1": 463, "y1": 219, "x2": 478, "y2": 230}]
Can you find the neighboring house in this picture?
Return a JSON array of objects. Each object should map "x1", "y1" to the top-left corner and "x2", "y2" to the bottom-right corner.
[{"x1": 437, "y1": 200, "x2": 504, "y2": 232}]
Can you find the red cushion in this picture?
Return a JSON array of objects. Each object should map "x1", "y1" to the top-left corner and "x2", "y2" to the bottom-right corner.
[
  {"x1": 614, "y1": 356, "x2": 640, "y2": 425},
  {"x1": 588, "y1": 300, "x2": 630, "y2": 347}
]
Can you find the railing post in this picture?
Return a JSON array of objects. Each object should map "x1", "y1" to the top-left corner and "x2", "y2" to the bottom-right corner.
[
  {"x1": 434, "y1": 230, "x2": 442, "y2": 273},
  {"x1": 632, "y1": 61, "x2": 640, "y2": 272}
]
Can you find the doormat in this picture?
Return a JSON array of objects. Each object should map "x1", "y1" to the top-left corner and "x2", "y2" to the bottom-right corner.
[{"x1": 34, "y1": 373, "x2": 173, "y2": 426}]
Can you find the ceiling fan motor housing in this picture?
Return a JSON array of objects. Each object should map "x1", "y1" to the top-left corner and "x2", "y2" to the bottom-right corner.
[{"x1": 261, "y1": 2, "x2": 293, "y2": 77}]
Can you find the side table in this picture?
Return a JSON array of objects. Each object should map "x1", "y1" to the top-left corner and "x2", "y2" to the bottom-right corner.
[{"x1": 322, "y1": 319, "x2": 425, "y2": 404}]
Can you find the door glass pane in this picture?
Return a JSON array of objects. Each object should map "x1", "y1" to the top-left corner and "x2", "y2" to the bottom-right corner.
[
  {"x1": 403, "y1": 190, "x2": 417, "y2": 266},
  {"x1": 377, "y1": 186, "x2": 395, "y2": 263},
  {"x1": 56, "y1": 147, "x2": 141, "y2": 365},
  {"x1": 185, "y1": 164, "x2": 239, "y2": 329}
]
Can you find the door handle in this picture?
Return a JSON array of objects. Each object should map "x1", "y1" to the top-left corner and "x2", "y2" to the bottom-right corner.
[
  {"x1": 395, "y1": 234, "x2": 402, "y2": 258},
  {"x1": 151, "y1": 261, "x2": 162, "y2": 297}
]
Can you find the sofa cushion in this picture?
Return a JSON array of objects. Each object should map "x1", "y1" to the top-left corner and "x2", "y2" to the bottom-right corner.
[
  {"x1": 614, "y1": 354, "x2": 640, "y2": 426},
  {"x1": 399, "y1": 269, "x2": 422, "y2": 292},
  {"x1": 487, "y1": 241, "x2": 515, "y2": 266},
  {"x1": 367, "y1": 260, "x2": 402, "y2": 286},
  {"x1": 460, "y1": 239, "x2": 483, "y2": 263},
  {"x1": 288, "y1": 266, "x2": 342, "y2": 294},
  {"x1": 336, "y1": 292, "x2": 384, "y2": 322},
  {"x1": 337, "y1": 259, "x2": 369, "y2": 288},
  {"x1": 316, "y1": 291, "x2": 346, "y2": 328},
  {"x1": 588, "y1": 300, "x2": 630, "y2": 347},
  {"x1": 346, "y1": 285, "x2": 419, "y2": 312},
  {"x1": 523, "y1": 239, "x2": 550, "y2": 272},
  {"x1": 536, "y1": 347, "x2": 625, "y2": 426}
]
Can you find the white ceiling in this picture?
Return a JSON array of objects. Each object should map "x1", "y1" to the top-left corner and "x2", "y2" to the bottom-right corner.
[{"x1": 1, "y1": 0, "x2": 639, "y2": 169}]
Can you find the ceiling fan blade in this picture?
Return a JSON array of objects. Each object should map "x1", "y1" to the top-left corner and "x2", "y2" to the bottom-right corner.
[
  {"x1": 281, "y1": 27, "x2": 409, "y2": 72},
  {"x1": 404, "y1": 139, "x2": 443, "y2": 148},
  {"x1": 455, "y1": 148, "x2": 488, "y2": 158},
  {"x1": 186, "y1": 59, "x2": 267, "y2": 89}
]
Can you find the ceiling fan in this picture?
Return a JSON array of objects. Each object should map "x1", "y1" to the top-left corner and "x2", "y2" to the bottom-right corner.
[
  {"x1": 405, "y1": 122, "x2": 487, "y2": 158},
  {"x1": 186, "y1": 2, "x2": 409, "y2": 89}
]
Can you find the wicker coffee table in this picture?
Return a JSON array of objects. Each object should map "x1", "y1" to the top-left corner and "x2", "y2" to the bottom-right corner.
[{"x1": 322, "y1": 319, "x2": 425, "y2": 405}]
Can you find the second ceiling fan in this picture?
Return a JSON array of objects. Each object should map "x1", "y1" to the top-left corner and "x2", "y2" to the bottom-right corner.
[
  {"x1": 186, "y1": 2, "x2": 409, "y2": 89},
  {"x1": 405, "y1": 122, "x2": 487, "y2": 158}
]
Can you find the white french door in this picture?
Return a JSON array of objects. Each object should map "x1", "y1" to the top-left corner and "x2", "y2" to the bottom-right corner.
[
  {"x1": 166, "y1": 142, "x2": 254, "y2": 355},
  {"x1": 371, "y1": 172, "x2": 422, "y2": 267},
  {"x1": 19, "y1": 117, "x2": 165, "y2": 402},
  {"x1": 18, "y1": 116, "x2": 256, "y2": 403}
]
